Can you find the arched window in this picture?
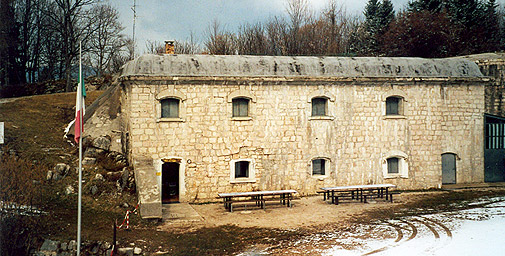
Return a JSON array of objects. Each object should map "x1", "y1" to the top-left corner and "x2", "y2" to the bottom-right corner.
[
  {"x1": 382, "y1": 151, "x2": 409, "y2": 178},
  {"x1": 161, "y1": 98, "x2": 180, "y2": 118},
  {"x1": 311, "y1": 97, "x2": 328, "y2": 116}
]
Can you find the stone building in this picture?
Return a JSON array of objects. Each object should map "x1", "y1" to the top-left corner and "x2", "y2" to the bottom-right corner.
[
  {"x1": 110, "y1": 54, "x2": 489, "y2": 218},
  {"x1": 458, "y1": 53, "x2": 505, "y2": 183}
]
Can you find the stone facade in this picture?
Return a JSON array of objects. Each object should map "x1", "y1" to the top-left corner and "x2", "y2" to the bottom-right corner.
[
  {"x1": 117, "y1": 54, "x2": 489, "y2": 218},
  {"x1": 457, "y1": 53, "x2": 505, "y2": 116}
]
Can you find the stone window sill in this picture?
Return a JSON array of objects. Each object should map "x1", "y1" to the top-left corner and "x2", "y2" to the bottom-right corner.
[
  {"x1": 231, "y1": 116, "x2": 252, "y2": 121},
  {"x1": 309, "y1": 116, "x2": 334, "y2": 121},
  {"x1": 384, "y1": 174, "x2": 408, "y2": 179},
  {"x1": 157, "y1": 117, "x2": 185, "y2": 123},
  {"x1": 312, "y1": 175, "x2": 329, "y2": 181},
  {"x1": 230, "y1": 178, "x2": 256, "y2": 183},
  {"x1": 383, "y1": 115, "x2": 406, "y2": 120}
]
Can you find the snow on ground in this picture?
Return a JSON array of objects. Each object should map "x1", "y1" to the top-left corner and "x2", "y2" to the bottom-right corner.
[{"x1": 323, "y1": 197, "x2": 505, "y2": 256}]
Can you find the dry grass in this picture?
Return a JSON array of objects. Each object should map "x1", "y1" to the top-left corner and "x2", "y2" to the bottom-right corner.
[{"x1": 0, "y1": 91, "x2": 103, "y2": 167}]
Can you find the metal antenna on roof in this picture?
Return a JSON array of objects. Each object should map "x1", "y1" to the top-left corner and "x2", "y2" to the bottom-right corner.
[{"x1": 132, "y1": 0, "x2": 137, "y2": 59}]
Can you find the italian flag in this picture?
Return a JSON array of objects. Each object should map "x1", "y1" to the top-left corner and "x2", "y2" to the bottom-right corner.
[{"x1": 74, "y1": 43, "x2": 86, "y2": 143}]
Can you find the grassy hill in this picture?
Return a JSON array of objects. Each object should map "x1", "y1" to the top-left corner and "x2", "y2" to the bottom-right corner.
[
  {"x1": 0, "y1": 91, "x2": 102, "y2": 167},
  {"x1": 0, "y1": 91, "x2": 139, "y2": 253}
]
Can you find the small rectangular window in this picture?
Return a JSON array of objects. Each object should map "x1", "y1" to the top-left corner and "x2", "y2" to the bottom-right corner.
[
  {"x1": 312, "y1": 159, "x2": 326, "y2": 175},
  {"x1": 386, "y1": 97, "x2": 400, "y2": 115},
  {"x1": 161, "y1": 98, "x2": 179, "y2": 118},
  {"x1": 387, "y1": 158, "x2": 399, "y2": 174},
  {"x1": 235, "y1": 161, "x2": 249, "y2": 178},
  {"x1": 312, "y1": 98, "x2": 327, "y2": 116},
  {"x1": 232, "y1": 98, "x2": 249, "y2": 117}
]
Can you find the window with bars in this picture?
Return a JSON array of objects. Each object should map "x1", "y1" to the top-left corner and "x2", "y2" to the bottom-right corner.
[
  {"x1": 486, "y1": 123, "x2": 505, "y2": 149},
  {"x1": 161, "y1": 98, "x2": 180, "y2": 118},
  {"x1": 312, "y1": 97, "x2": 328, "y2": 116},
  {"x1": 232, "y1": 98, "x2": 250, "y2": 117},
  {"x1": 312, "y1": 159, "x2": 326, "y2": 175}
]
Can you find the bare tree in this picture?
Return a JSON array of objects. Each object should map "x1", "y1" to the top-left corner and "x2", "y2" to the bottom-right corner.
[
  {"x1": 46, "y1": 0, "x2": 98, "y2": 92},
  {"x1": 175, "y1": 32, "x2": 200, "y2": 54},
  {"x1": 109, "y1": 37, "x2": 134, "y2": 73},
  {"x1": 236, "y1": 22, "x2": 268, "y2": 55},
  {"x1": 204, "y1": 19, "x2": 237, "y2": 55},
  {"x1": 285, "y1": 0, "x2": 311, "y2": 54},
  {"x1": 87, "y1": 4, "x2": 126, "y2": 76},
  {"x1": 145, "y1": 40, "x2": 165, "y2": 55},
  {"x1": 0, "y1": 0, "x2": 24, "y2": 89}
]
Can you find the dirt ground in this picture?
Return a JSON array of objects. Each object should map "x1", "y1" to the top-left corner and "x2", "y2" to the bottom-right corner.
[
  {"x1": 120, "y1": 188, "x2": 505, "y2": 255},
  {"x1": 159, "y1": 191, "x2": 430, "y2": 231}
]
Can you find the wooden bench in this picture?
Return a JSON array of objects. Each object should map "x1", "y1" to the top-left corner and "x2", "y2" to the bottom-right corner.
[
  {"x1": 319, "y1": 184, "x2": 397, "y2": 205},
  {"x1": 218, "y1": 190, "x2": 298, "y2": 212}
]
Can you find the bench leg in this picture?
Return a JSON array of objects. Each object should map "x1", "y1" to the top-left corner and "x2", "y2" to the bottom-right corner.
[{"x1": 364, "y1": 195, "x2": 367, "y2": 203}]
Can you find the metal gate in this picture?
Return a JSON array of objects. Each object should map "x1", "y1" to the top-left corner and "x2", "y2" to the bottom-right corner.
[{"x1": 484, "y1": 114, "x2": 505, "y2": 182}]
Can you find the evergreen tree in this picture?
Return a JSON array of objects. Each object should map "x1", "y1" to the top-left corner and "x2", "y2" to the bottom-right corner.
[
  {"x1": 378, "y1": 0, "x2": 395, "y2": 34},
  {"x1": 408, "y1": 0, "x2": 444, "y2": 13},
  {"x1": 482, "y1": 0, "x2": 500, "y2": 51},
  {"x1": 360, "y1": 0, "x2": 395, "y2": 55}
]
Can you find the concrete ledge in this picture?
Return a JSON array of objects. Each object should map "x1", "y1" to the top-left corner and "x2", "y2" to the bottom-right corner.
[
  {"x1": 139, "y1": 202, "x2": 162, "y2": 219},
  {"x1": 442, "y1": 182, "x2": 505, "y2": 190}
]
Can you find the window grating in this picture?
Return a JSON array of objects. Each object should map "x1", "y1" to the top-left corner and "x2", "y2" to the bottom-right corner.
[{"x1": 486, "y1": 123, "x2": 505, "y2": 149}]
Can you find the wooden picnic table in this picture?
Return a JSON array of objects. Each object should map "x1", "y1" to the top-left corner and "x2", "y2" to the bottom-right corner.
[
  {"x1": 218, "y1": 190, "x2": 298, "y2": 212},
  {"x1": 320, "y1": 184, "x2": 396, "y2": 204}
]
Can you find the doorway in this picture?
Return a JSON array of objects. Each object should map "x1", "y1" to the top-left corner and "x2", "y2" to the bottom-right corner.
[
  {"x1": 162, "y1": 162, "x2": 179, "y2": 203},
  {"x1": 442, "y1": 153, "x2": 457, "y2": 184}
]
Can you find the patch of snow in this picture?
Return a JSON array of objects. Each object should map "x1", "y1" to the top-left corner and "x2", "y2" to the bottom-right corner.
[{"x1": 319, "y1": 197, "x2": 505, "y2": 256}]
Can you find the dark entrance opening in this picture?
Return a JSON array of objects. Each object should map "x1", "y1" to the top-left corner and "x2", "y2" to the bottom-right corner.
[
  {"x1": 442, "y1": 153, "x2": 457, "y2": 184},
  {"x1": 162, "y1": 162, "x2": 179, "y2": 203},
  {"x1": 485, "y1": 114, "x2": 505, "y2": 182}
]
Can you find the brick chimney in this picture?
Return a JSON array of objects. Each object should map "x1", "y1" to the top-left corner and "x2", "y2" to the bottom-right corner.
[{"x1": 165, "y1": 40, "x2": 175, "y2": 54}]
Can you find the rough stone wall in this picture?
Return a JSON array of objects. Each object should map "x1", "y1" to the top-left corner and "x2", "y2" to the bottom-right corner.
[
  {"x1": 123, "y1": 77, "x2": 485, "y2": 203},
  {"x1": 480, "y1": 60, "x2": 505, "y2": 116}
]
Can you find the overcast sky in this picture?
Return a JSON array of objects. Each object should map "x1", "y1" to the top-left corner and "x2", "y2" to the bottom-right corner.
[{"x1": 106, "y1": 0, "x2": 505, "y2": 54}]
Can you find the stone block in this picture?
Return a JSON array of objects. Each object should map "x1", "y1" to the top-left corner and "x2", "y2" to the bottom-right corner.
[{"x1": 40, "y1": 240, "x2": 60, "y2": 253}]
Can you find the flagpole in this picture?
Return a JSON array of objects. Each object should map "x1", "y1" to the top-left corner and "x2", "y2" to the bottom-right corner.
[{"x1": 77, "y1": 41, "x2": 83, "y2": 256}]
